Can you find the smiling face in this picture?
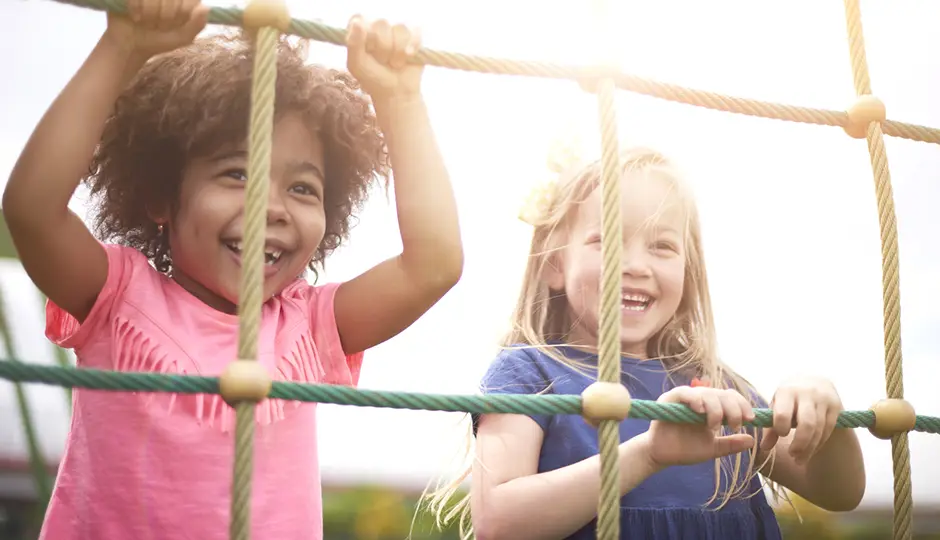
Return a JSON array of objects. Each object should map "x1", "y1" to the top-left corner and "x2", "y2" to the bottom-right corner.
[
  {"x1": 157, "y1": 112, "x2": 327, "y2": 313},
  {"x1": 549, "y1": 170, "x2": 688, "y2": 358}
]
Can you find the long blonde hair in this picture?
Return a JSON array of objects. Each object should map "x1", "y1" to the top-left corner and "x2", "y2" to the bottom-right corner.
[{"x1": 421, "y1": 147, "x2": 781, "y2": 539}]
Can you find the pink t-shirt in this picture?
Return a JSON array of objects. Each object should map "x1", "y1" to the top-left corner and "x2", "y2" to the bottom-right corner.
[{"x1": 39, "y1": 244, "x2": 363, "y2": 540}]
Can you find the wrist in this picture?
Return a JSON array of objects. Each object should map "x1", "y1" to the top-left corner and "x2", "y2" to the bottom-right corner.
[
  {"x1": 372, "y1": 92, "x2": 425, "y2": 117},
  {"x1": 620, "y1": 432, "x2": 664, "y2": 478},
  {"x1": 100, "y1": 27, "x2": 150, "y2": 73}
]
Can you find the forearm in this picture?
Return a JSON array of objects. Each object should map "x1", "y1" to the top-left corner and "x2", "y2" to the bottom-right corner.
[
  {"x1": 801, "y1": 428, "x2": 866, "y2": 511},
  {"x1": 372, "y1": 96, "x2": 463, "y2": 285},
  {"x1": 4, "y1": 31, "x2": 146, "y2": 220},
  {"x1": 476, "y1": 435, "x2": 660, "y2": 540}
]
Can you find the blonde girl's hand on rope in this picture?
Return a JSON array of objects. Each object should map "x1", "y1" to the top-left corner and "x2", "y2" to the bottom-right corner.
[
  {"x1": 104, "y1": 0, "x2": 209, "y2": 62},
  {"x1": 645, "y1": 386, "x2": 755, "y2": 469},
  {"x1": 345, "y1": 15, "x2": 423, "y2": 104},
  {"x1": 760, "y1": 377, "x2": 843, "y2": 466}
]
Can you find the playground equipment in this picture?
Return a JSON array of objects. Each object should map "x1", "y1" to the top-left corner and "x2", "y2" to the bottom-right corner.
[{"x1": 3, "y1": 0, "x2": 940, "y2": 539}]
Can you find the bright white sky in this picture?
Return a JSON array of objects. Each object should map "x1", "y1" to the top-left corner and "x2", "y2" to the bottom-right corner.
[{"x1": 1, "y1": 0, "x2": 939, "y2": 509}]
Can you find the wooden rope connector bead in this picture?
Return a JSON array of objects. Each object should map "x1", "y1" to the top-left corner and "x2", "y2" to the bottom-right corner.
[
  {"x1": 868, "y1": 398, "x2": 916, "y2": 440},
  {"x1": 581, "y1": 382, "x2": 632, "y2": 428},
  {"x1": 843, "y1": 95, "x2": 886, "y2": 139},
  {"x1": 577, "y1": 64, "x2": 620, "y2": 94},
  {"x1": 242, "y1": 0, "x2": 291, "y2": 33},
  {"x1": 220, "y1": 360, "x2": 272, "y2": 406}
]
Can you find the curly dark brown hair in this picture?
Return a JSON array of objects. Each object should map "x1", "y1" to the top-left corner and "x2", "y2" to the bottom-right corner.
[{"x1": 84, "y1": 32, "x2": 389, "y2": 277}]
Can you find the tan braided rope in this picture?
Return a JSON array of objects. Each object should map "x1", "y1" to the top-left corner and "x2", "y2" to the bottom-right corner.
[
  {"x1": 230, "y1": 25, "x2": 279, "y2": 540},
  {"x1": 28, "y1": 1, "x2": 936, "y2": 538},
  {"x1": 42, "y1": 0, "x2": 940, "y2": 146},
  {"x1": 843, "y1": 2, "x2": 912, "y2": 539},
  {"x1": 593, "y1": 75, "x2": 624, "y2": 540},
  {"x1": 277, "y1": 13, "x2": 940, "y2": 144}
]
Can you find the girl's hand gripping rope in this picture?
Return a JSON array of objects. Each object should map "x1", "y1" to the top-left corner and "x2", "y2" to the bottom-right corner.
[
  {"x1": 761, "y1": 377, "x2": 844, "y2": 466},
  {"x1": 643, "y1": 385, "x2": 756, "y2": 469},
  {"x1": 104, "y1": 0, "x2": 209, "y2": 62},
  {"x1": 345, "y1": 15, "x2": 423, "y2": 105}
]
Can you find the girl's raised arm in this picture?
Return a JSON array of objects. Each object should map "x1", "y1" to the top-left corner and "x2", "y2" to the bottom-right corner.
[
  {"x1": 3, "y1": 6, "x2": 206, "y2": 322},
  {"x1": 333, "y1": 18, "x2": 463, "y2": 355}
]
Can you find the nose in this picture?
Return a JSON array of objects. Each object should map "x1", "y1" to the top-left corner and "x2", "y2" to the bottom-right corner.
[
  {"x1": 266, "y1": 188, "x2": 290, "y2": 225},
  {"x1": 621, "y1": 240, "x2": 653, "y2": 278}
]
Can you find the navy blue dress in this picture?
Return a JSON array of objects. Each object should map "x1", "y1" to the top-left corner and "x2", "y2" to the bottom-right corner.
[{"x1": 475, "y1": 345, "x2": 782, "y2": 540}]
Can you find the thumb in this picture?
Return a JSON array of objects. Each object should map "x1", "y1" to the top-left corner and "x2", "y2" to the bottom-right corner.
[
  {"x1": 760, "y1": 429, "x2": 779, "y2": 452},
  {"x1": 406, "y1": 26, "x2": 422, "y2": 56},
  {"x1": 345, "y1": 15, "x2": 368, "y2": 72},
  {"x1": 712, "y1": 434, "x2": 754, "y2": 458},
  {"x1": 184, "y1": 5, "x2": 209, "y2": 38},
  {"x1": 345, "y1": 15, "x2": 367, "y2": 49}
]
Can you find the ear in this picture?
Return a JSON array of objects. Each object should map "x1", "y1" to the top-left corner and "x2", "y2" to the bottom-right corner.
[
  {"x1": 541, "y1": 253, "x2": 566, "y2": 292},
  {"x1": 146, "y1": 202, "x2": 171, "y2": 227}
]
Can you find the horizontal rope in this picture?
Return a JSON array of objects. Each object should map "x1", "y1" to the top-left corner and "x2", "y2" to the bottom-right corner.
[
  {"x1": 3, "y1": 361, "x2": 939, "y2": 433},
  {"x1": 50, "y1": 0, "x2": 940, "y2": 146}
]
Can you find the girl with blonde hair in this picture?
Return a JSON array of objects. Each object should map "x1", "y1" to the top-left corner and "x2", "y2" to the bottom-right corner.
[{"x1": 426, "y1": 146, "x2": 865, "y2": 539}]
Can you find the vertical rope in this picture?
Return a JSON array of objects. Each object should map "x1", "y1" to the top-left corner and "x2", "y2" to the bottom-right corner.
[
  {"x1": 230, "y1": 25, "x2": 279, "y2": 540},
  {"x1": 842, "y1": 2, "x2": 912, "y2": 539},
  {"x1": 587, "y1": 1, "x2": 623, "y2": 536},
  {"x1": 594, "y1": 76, "x2": 623, "y2": 540}
]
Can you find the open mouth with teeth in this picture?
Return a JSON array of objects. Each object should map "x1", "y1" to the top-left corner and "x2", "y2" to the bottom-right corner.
[
  {"x1": 224, "y1": 241, "x2": 284, "y2": 265},
  {"x1": 622, "y1": 292, "x2": 653, "y2": 312}
]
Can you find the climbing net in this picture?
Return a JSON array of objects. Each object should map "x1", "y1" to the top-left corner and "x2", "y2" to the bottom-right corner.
[{"x1": 3, "y1": 0, "x2": 940, "y2": 539}]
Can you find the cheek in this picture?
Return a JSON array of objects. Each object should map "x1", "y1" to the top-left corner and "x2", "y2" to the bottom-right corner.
[
  {"x1": 296, "y1": 207, "x2": 328, "y2": 252},
  {"x1": 176, "y1": 188, "x2": 234, "y2": 234},
  {"x1": 661, "y1": 262, "x2": 686, "y2": 302},
  {"x1": 564, "y1": 256, "x2": 600, "y2": 301}
]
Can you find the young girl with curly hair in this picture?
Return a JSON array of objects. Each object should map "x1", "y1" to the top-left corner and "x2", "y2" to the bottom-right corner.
[
  {"x1": 425, "y1": 147, "x2": 865, "y2": 539},
  {"x1": 4, "y1": 1, "x2": 462, "y2": 539}
]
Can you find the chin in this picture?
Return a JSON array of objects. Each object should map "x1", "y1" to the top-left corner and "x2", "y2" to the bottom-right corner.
[
  {"x1": 218, "y1": 286, "x2": 241, "y2": 307},
  {"x1": 263, "y1": 273, "x2": 302, "y2": 298},
  {"x1": 619, "y1": 330, "x2": 655, "y2": 356}
]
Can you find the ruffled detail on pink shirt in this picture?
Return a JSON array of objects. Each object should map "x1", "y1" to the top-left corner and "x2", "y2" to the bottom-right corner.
[
  {"x1": 44, "y1": 244, "x2": 362, "y2": 434},
  {"x1": 106, "y1": 317, "x2": 335, "y2": 432}
]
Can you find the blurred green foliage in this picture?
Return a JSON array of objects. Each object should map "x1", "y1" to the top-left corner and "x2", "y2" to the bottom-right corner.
[
  {"x1": 323, "y1": 485, "x2": 461, "y2": 540},
  {"x1": 774, "y1": 492, "x2": 940, "y2": 540},
  {"x1": 0, "y1": 211, "x2": 17, "y2": 260},
  {"x1": 321, "y1": 486, "x2": 940, "y2": 540}
]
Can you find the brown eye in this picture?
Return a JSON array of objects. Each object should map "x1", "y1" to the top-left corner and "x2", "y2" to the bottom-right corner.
[
  {"x1": 291, "y1": 182, "x2": 321, "y2": 200},
  {"x1": 223, "y1": 169, "x2": 247, "y2": 182}
]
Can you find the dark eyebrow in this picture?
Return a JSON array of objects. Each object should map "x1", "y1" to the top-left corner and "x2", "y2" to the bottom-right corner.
[
  {"x1": 209, "y1": 149, "x2": 247, "y2": 163},
  {"x1": 287, "y1": 161, "x2": 325, "y2": 181},
  {"x1": 210, "y1": 150, "x2": 325, "y2": 181}
]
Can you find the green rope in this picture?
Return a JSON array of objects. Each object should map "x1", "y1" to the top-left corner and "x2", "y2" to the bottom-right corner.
[
  {"x1": 14, "y1": 7, "x2": 940, "y2": 539},
  {"x1": 46, "y1": 0, "x2": 940, "y2": 145},
  {"x1": 3, "y1": 361, "x2": 938, "y2": 434}
]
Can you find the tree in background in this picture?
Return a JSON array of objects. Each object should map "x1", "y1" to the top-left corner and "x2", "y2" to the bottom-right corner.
[
  {"x1": 323, "y1": 485, "x2": 461, "y2": 540},
  {"x1": 775, "y1": 491, "x2": 844, "y2": 539}
]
